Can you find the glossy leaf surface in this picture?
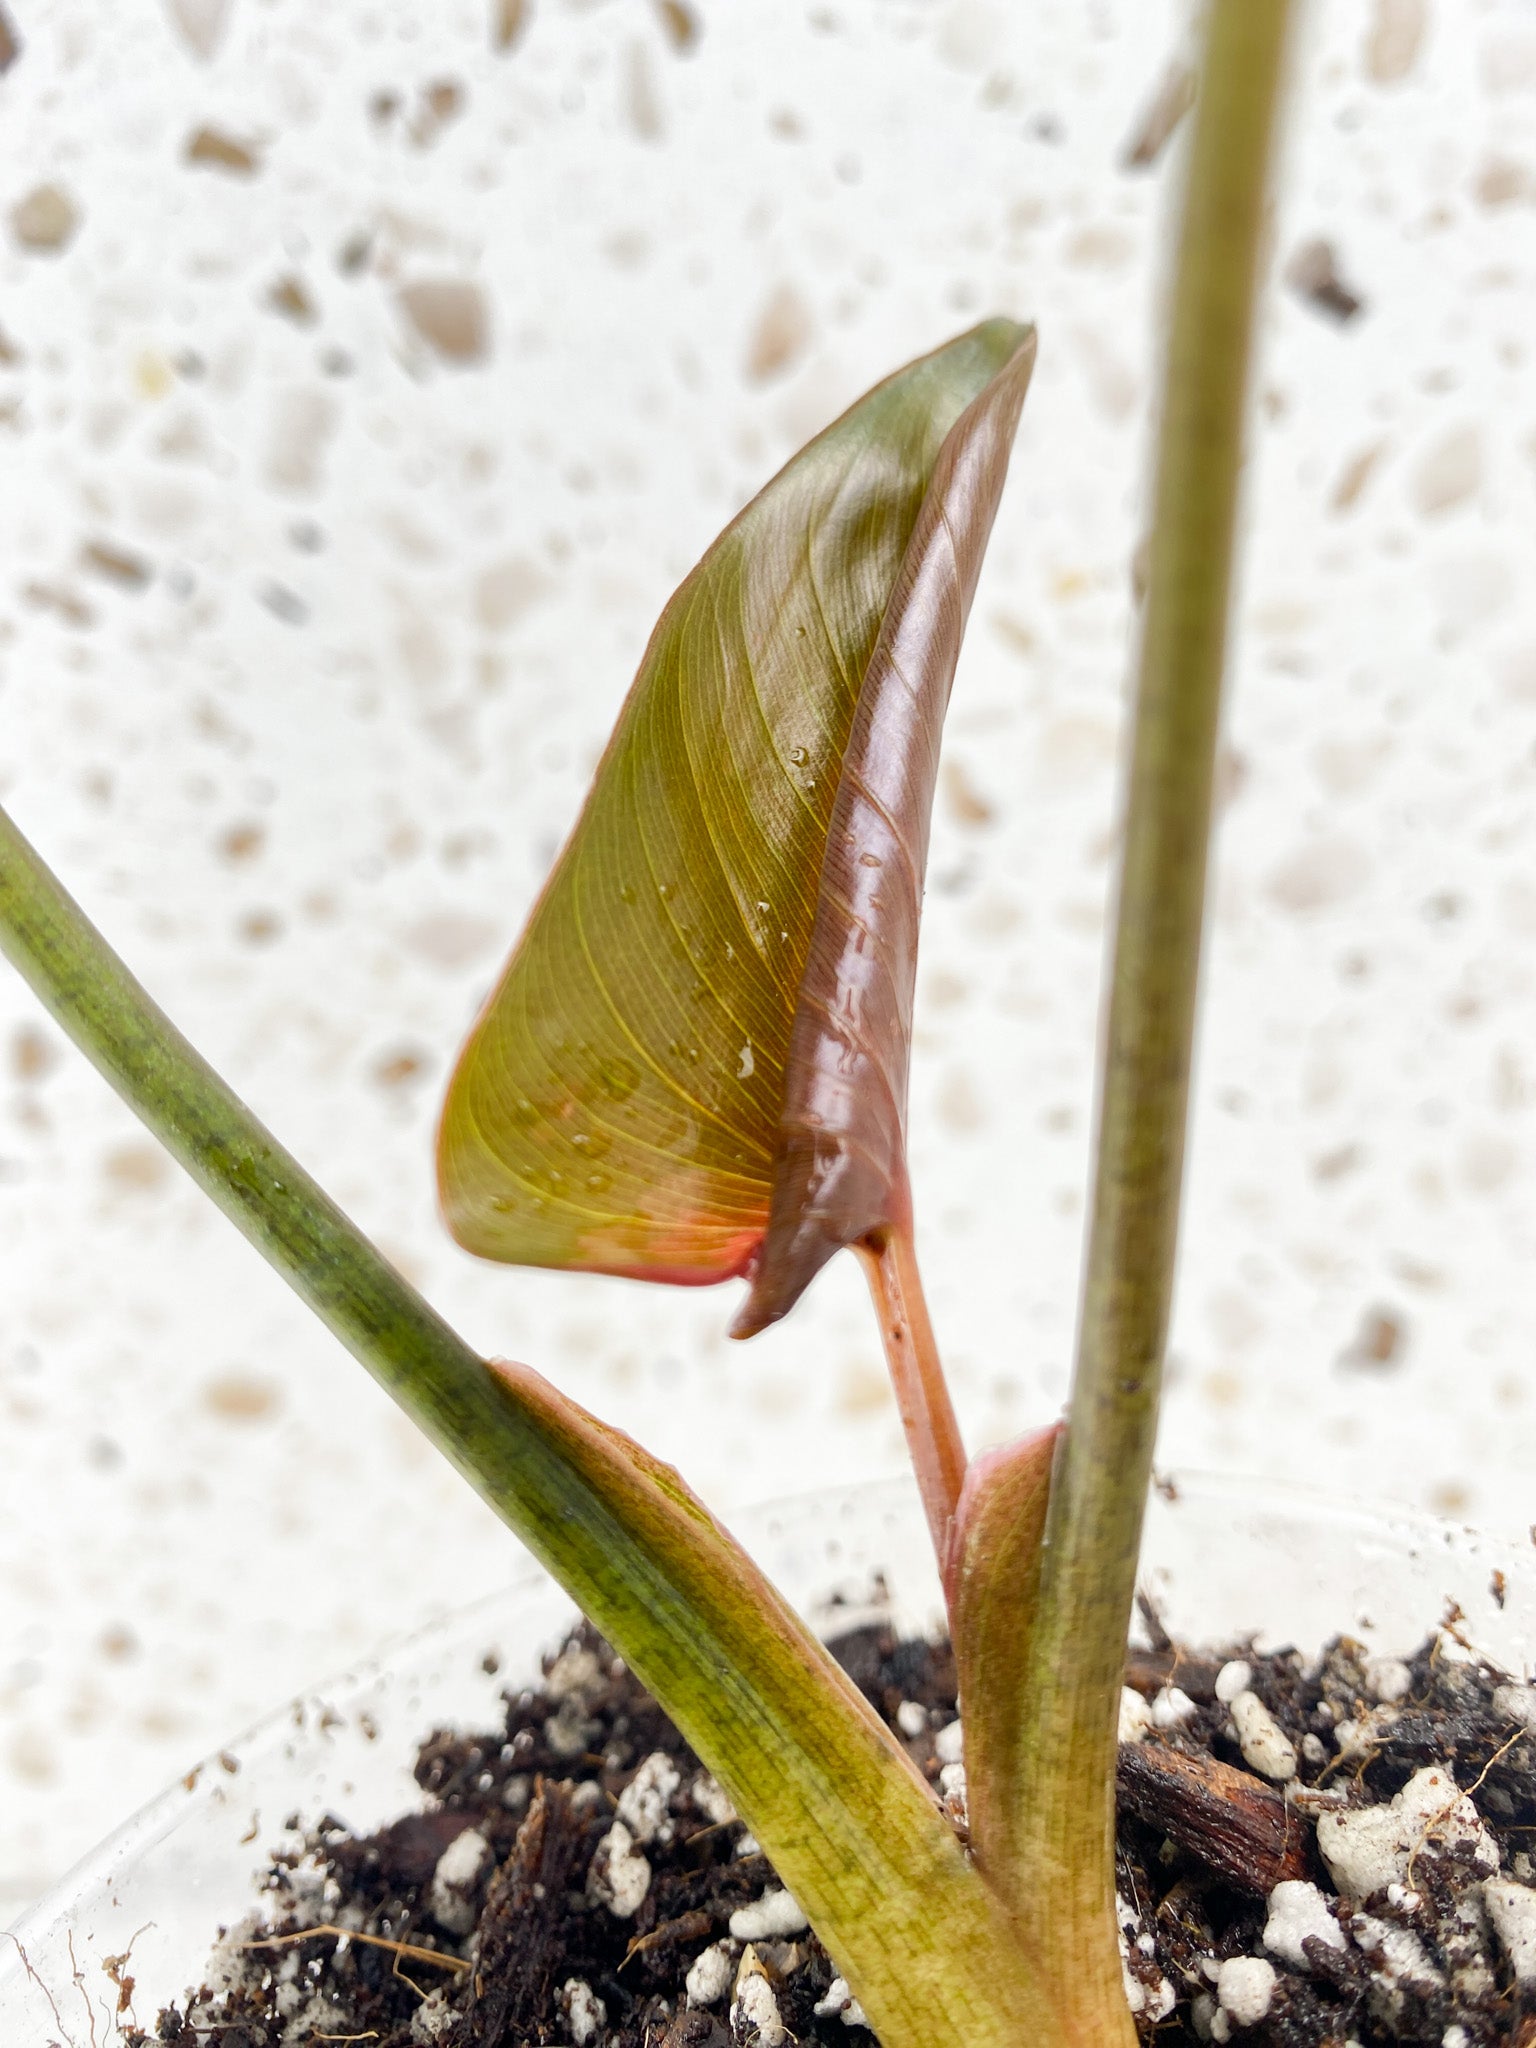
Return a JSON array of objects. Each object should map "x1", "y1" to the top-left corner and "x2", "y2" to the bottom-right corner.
[
  {"x1": 439, "y1": 321, "x2": 1035, "y2": 1307},
  {"x1": 735, "y1": 325, "x2": 1035, "y2": 1330}
]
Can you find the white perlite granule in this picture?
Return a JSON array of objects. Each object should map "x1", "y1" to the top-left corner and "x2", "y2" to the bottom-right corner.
[
  {"x1": 692, "y1": 1774, "x2": 736, "y2": 1826},
  {"x1": 616, "y1": 1750, "x2": 681, "y2": 1846},
  {"x1": 814, "y1": 1977, "x2": 872, "y2": 2028},
  {"x1": 938, "y1": 1758, "x2": 968, "y2": 1826},
  {"x1": 1484, "y1": 1876, "x2": 1536, "y2": 1983},
  {"x1": 1214, "y1": 1660, "x2": 1253, "y2": 1704},
  {"x1": 1216, "y1": 1955, "x2": 1277, "y2": 2027},
  {"x1": 427, "y1": 1827, "x2": 492, "y2": 1936},
  {"x1": 1118, "y1": 1686, "x2": 1153, "y2": 1744},
  {"x1": 588, "y1": 1820, "x2": 651, "y2": 1918},
  {"x1": 1352, "y1": 1914, "x2": 1444, "y2": 1995},
  {"x1": 1364, "y1": 1656, "x2": 1413, "y2": 1704},
  {"x1": 1116, "y1": 1894, "x2": 1175, "y2": 2021},
  {"x1": 1264, "y1": 1879, "x2": 1346, "y2": 1969},
  {"x1": 1230, "y1": 1690, "x2": 1298, "y2": 1783},
  {"x1": 1120, "y1": 1961, "x2": 1176, "y2": 2024},
  {"x1": 410, "y1": 1988, "x2": 455, "y2": 2043},
  {"x1": 934, "y1": 1718, "x2": 964, "y2": 1765},
  {"x1": 731, "y1": 1962, "x2": 786, "y2": 2046},
  {"x1": 896, "y1": 1700, "x2": 927, "y2": 1738},
  {"x1": 1152, "y1": 1685, "x2": 1198, "y2": 1729},
  {"x1": 561, "y1": 1978, "x2": 607, "y2": 2047},
  {"x1": 728, "y1": 1887, "x2": 809, "y2": 1940},
  {"x1": 1317, "y1": 1766, "x2": 1498, "y2": 1899},
  {"x1": 686, "y1": 1940, "x2": 737, "y2": 2008}
]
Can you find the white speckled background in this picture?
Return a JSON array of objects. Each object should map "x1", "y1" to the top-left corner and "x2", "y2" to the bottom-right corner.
[{"x1": 3, "y1": 0, "x2": 1536, "y2": 1926}]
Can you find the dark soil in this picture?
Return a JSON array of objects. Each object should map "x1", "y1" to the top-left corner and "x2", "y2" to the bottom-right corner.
[{"x1": 129, "y1": 1611, "x2": 1536, "y2": 2046}]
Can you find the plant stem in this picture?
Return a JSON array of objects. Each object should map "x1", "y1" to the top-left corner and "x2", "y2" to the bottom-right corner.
[
  {"x1": 857, "y1": 1229, "x2": 967, "y2": 1566},
  {"x1": 1010, "y1": 0, "x2": 1296, "y2": 2022}
]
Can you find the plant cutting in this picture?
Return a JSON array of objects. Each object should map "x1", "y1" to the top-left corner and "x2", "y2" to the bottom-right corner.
[{"x1": 11, "y1": 1, "x2": 1517, "y2": 2043}]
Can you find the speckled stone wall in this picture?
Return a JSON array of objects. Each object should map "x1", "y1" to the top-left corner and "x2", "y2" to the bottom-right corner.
[{"x1": 4, "y1": 0, "x2": 1536, "y2": 1925}]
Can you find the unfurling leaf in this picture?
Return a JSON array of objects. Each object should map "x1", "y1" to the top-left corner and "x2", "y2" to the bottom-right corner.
[{"x1": 439, "y1": 320, "x2": 1035, "y2": 1319}]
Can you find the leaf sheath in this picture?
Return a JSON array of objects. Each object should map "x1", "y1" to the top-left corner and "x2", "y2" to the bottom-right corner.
[{"x1": 945, "y1": 1424, "x2": 1059, "y2": 1912}]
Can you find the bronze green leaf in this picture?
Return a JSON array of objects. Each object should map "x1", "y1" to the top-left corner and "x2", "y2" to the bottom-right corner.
[{"x1": 438, "y1": 320, "x2": 1035, "y2": 1310}]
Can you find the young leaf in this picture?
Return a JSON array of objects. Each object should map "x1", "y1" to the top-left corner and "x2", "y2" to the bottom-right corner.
[{"x1": 438, "y1": 320, "x2": 1035, "y2": 1321}]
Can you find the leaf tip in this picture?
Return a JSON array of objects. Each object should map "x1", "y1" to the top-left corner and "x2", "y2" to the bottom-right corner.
[
  {"x1": 963, "y1": 315, "x2": 1039, "y2": 388},
  {"x1": 727, "y1": 1220, "x2": 843, "y2": 1340}
]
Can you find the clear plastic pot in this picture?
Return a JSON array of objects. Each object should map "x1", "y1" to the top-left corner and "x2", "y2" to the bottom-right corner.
[{"x1": 3, "y1": 1475, "x2": 1532, "y2": 2042}]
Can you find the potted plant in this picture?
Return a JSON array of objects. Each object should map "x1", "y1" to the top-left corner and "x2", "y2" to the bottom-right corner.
[{"x1": 4, "y1": 1, "x2": 1534, "y2": 2042}]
